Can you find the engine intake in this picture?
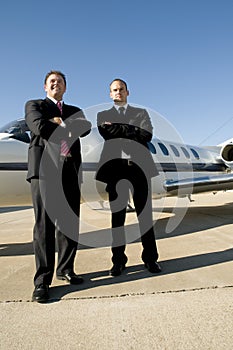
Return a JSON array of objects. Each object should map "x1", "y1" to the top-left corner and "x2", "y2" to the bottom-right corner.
[{"x1": 221, "y1": 143, "x2": 233, "y2": 163}]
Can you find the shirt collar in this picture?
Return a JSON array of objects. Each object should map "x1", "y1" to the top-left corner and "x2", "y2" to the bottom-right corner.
[
  {"x1": 114, "y1": 103, "x2": 128, "y2": 112},
  {"x1": 47, "y1": 96, "x2": 64, "y2": 105}
]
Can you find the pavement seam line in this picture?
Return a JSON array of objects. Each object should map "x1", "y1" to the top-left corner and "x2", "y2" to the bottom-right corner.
[{"x1": 1, "y1": 284, "x2": 232, "y2": 304}]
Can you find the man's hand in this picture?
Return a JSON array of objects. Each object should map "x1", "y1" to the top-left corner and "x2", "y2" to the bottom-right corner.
[
  {"x1": 52, "y1": 117, "x2": 66, "y2": 128},
  {"x1": 53, "y1": 117, "x2": 62, "y2": 125}
]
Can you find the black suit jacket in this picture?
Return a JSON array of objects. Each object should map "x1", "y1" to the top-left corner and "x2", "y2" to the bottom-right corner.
[
  {"x1": 96, "y1": 105, "x2": 158, "y2": 184},
  {"x1": 25, "y1": 97, "x2": 91, "y2": 182}
]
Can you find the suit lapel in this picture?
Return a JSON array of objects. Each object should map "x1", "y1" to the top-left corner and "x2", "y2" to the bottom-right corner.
[
  {"x1": 125, "y1": 105, "x2": 133, "y2": 119},
  {"x1": 61, "y1": 103, "x2": 69, "y2": 120},
  {"x1": 43, "y1": 98, "x2": 60, "y2": 118}
]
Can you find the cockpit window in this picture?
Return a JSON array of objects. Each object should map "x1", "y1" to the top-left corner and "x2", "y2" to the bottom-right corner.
[
  {"x1": 0, "y1": 119, "x2": 30, "y2": 143},
  {"x1": 0, "y1": 119, "x2": 29, "y2": 133}
]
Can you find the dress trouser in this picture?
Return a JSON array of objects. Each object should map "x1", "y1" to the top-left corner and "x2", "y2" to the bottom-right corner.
[
  {"x1": 107, "y1": 162, "x2": 159, "y2": 265},
  {"x1": 30, "y1": 159, "x2": 80, "y2": 286}
]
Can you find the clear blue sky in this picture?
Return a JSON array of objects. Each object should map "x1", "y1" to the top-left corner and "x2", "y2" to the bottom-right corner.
[{"x1": 1, "y1": 0, "x2": 233, "y2": 146}]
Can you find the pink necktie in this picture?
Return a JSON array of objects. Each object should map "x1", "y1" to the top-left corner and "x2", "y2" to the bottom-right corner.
[{"x1": 57, "y1": 102, "x2": 70, "y2": 157}]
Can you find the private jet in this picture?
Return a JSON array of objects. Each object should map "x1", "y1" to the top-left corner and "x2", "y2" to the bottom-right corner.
[{"x1": 1, "y1": 116, "x2": 233, "y2": 207}]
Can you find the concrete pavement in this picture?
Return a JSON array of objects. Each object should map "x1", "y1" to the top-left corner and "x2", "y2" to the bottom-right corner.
[{"x1": 0, "y1": 192, "x2": 233, "y2": 349}]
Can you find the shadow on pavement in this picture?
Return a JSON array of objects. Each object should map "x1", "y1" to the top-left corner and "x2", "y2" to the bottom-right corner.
[{"x1": 48, "y1": 247, "x2": 233, "y2": 302}]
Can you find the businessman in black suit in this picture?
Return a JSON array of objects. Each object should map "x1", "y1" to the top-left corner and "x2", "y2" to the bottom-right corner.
[
  {"x1": 96, "y1": 79, "x2": 161, "y2": 276},
  {"x1": 25, "y1": 70, "x2": 92, "y2": 302}
]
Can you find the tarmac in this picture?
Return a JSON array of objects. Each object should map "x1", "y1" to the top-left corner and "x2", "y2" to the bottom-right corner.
[{"x1": 0, "y1": 192, "x2": 232, "y2": 350}]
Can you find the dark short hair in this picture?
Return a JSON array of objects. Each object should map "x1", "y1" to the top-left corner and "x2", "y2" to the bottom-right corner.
[
  {"x1": 110, "y1": 78, "x2": 128, "y2": 91},
  {"x1": 44, "y1": 70, "x2": 67, "y2": 86}
]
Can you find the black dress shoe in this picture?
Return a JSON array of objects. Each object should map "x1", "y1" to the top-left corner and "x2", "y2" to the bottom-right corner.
[
  {"x1": 57, "y1": 273, "x2": 84, "y2": 285},
  {"x1": 145, "y1": 261, "x2": 162, "y2": 273},
  {"x1": 110, "y1": 263, "x2": 126, "y2": 277},
  {"x1": 32, "y1": 284, "x2": 49, "y2": 303}
]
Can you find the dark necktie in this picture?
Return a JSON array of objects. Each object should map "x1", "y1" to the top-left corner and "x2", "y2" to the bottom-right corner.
[
  {"x1": 57, "y1": 101, "x2": 70, "y2": 157},
  {"x1": 118, "y1": 107, "x2": 130, "y2": 158},
  {"x1": 118, "y1": 106, "x2": 125, "y2": 116}
]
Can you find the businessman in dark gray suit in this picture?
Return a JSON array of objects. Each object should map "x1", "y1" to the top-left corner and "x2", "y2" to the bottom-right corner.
[
  {"x1": 25, "y1": 70, "x2": 91, "y2": 302},
  {"x1": 96, "y1": 79, "x2": 161, "y2": 276}
]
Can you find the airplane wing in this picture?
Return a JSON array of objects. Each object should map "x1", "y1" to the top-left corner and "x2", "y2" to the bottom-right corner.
[
  {"x1": 160, "y1": 138, "x2": 233, "y2": 197},
  {"x1": 164, "y1": 173, "x2": 233, "y2": 196}
]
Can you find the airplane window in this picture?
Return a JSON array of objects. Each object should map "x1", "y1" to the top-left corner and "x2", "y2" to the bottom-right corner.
[
  {"x1": 181, "y1": 146, "x2": 190, "y2": 158},
  {"x1": 0, "y1": 121, "x2": 15, "y2": 133},
  {"x1": 147, "y1": 141, "x2": 157, "y2": 154},
  {"x1": 170, "y1": 144, "x2": 180, "y2": 157},
  {"x1": 158, "y1": 142, "x2": 169, "y2": 156},
  {"x1": 190, "y1": 148, "x2": 200, "y2": 159}
]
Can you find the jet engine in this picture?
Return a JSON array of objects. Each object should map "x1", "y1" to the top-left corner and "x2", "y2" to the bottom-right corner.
[{"x1": 221, "y1": 142, "x2": 233, "y2": 167}]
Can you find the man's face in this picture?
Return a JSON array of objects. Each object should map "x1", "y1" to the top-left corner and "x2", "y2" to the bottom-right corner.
[
  {"x1": 44, "y1": 73, "x2": 66, "y2": 101},
  {"x1": 110, "y1": 81, "x2": 129, "y2": 104}
]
